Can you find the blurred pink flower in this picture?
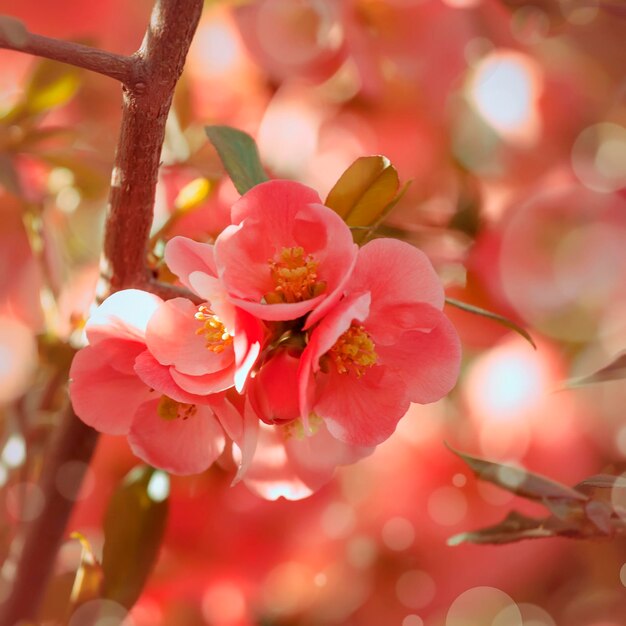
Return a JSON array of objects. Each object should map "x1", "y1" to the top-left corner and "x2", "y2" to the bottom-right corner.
[
  {"x1": 69, "y1": 289, "x2": 260, "y2": 474},
  {"x1": 299, "y1": 238, "x2": 461, "y2": 446}
]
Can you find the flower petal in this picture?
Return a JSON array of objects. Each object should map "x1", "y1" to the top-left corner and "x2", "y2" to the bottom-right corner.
[
  {"x1": 242, "y1": 422, "x2": 317, "y2": 501},
  {"x1": 128, "y1": 400, "x2": 225, "y2": 475},
  {"x1": 298, "y1": 292, "x2": 371, "y2": 421},
  {"x1": 164, "y1": 236, "x2": 217, "y2": 290},
  {"x1": 69, "y1": 341, "x2": 152, "y2": 435},
  {"x1": 214, "y1": 180, "x2": 357, "y2": 321},
  {"x1": 316, "y1": 365, "x2": 411, "y2": 446},
  {"x1": 348, "y1": 239, "x2": 445, "y2": 317},
  {"x1": 145, "y1": 298, "x2": 233, "y2": 376},
  {"x1": 133, "y1": 350, "x2": 216, "y2": 404},
  {"x1": 232, "y1": 308, "x2": 263, "y2": 392},
  {"x1": 211, "y1": 394, "x2": 259, "y2": 484},
  {"x1": 377, "y1": 313, "x2": 462, "y2": 403},
  {"x1": 86, "y1": 289, "x2": 162, "y2": 344},
  {"x1": 170, "y1": 364, "x2": 236, "y2": 395},
  {"x1": 243, "y1": 421, "x2": 373, "y2": 501}
]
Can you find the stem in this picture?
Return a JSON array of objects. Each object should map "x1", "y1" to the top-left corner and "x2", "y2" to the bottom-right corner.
[
  {"x1": 102, "y1": 0, "x2": 204, "y2": 292},
  {"x1": 0, "y1": 17, "x2": 134, "y2": 84},
  {"x1": 0, "y1": 1, "x2": 204, "y2": 622},
  {"x1": 0, "y1": 409, "x2": 99, "y2": 626}
]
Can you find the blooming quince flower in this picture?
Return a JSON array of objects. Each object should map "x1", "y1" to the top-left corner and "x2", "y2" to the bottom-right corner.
[
  {"x1": 242, "y1": 419, "x2": 373, "y2": 501},
  {"x1": 299, "y1": 238, "x2": 461, "y2": 446},
  {"x1": 242, "y1": 347, "x2": 372, "y2": 499},
  {"x1": 166, "y1": 180, "x2": 357, "y2": 326},
  {"x1": 69, "y1": 289, "x2": 261, "y2": 474}
]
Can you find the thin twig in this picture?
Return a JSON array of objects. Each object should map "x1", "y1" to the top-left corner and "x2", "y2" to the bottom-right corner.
[{"x1": 0, "y1": 17, "x2": 135, "y2": 84}]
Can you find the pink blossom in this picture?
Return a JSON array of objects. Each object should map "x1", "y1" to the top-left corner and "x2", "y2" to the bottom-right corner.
[
  {"x1": 166, "y1": 180, "x2": 357, "y2": 325},
  {"x1": 299, "y1": 238, "x2": 461, "y2": 446},
  {"x1": 242, "y1": 419, "x2": 373, "y2": 501},
  {"x1": 69, "y1": 289, "x2": 261, "y2": 474}
]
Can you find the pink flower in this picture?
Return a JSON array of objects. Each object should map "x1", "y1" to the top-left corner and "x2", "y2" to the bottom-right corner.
[
  {"x1": 242, "y1": 420, "x2": 373, "y2": 501},
  {"x1": 166, "y1": 180, "x2": 357, "y2": 326},
  {"x1": 69, "y1": 289, "x2": 261, "y2": 474},
  {"x1": 299, "y1": 238, "x2": 461, "y2": 446}
]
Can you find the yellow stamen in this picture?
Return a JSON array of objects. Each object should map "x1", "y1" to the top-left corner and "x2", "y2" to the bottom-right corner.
[
  {"x1": 264, "y1": 246, "x2": 326, "y2": 304},
  {"x1": 157, "y1": 396, "x2": 197, "y2": 421},
  {"x1": 328, "y1": 324, "x2": 377, "y2": 377},
  {"x1": 194, "y1": 305, "x2": 233, "y2": 353}
]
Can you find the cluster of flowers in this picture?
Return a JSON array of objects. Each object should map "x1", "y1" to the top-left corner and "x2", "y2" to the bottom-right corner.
[{"x1": 69, "y1": 180, "x2": 461, "y2": 499}]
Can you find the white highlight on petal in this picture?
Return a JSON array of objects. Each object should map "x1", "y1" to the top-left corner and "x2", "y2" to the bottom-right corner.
[{"x1": 87, "y1": 289, "x2": 162, "y2": 339}]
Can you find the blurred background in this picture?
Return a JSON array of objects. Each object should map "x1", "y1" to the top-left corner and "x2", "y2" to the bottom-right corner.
[{"x1": 1, "y1": 0, "x2": 626, "y2": 624}]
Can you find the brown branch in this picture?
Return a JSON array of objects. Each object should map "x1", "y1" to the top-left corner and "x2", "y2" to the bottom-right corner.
[
  {"x1": 0, "y1": 1, "x2": 204, "y2": 623},
  {"x1": 0, "y1": 16, "x2": 135, "y2": 84},
  {"x1": 0, "y1": 408, "x2": 99, "y2": 625},
  {"x1": 143, "y1": 279, "x2": 202, "y2": 303},
  {"x1": 101, "y1": 0, "x2": 204, "y2": 292}
]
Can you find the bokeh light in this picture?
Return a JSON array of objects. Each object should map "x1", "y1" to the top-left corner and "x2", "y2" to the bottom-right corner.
[{"x1": 2, "y1": 0, "x2": 626, "y2": 623}]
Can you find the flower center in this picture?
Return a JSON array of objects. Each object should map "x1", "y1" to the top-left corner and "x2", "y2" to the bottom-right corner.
[
  {"x1": 158, "y1": 396, "x2": 197, "y2": 421},
  {"x1": 194, "y1": 305, "x2": 233, "y2": 353},
  {"x1": 264, "y1": 246, "x2": 326, "y2": 304},
  {"x1": 283, "y1": 414, "x2": 323, "y2": 440},
  {"x1": 328, "y1": 324, "x2": 377, "y2": 377}
]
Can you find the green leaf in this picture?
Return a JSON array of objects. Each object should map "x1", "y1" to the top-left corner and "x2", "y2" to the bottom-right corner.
[
  {"x1": 2, "y1": 58, "x2": 80, "y2": 124},
  {"x1": 204, "y1": 125, "x2": 269, "y2": 194},
  {"x1": 25, "y1": 59, "x2": 81, "y2": 115},
  {"x1": 69, "y1": 532, "x2": 104, "y2": 607},
  {"x1": 325, "y1": 156, "x2": 400, "y2": 228},
  {"x1": 447, "y1": 444, "x2": 588, "y2": 503},
  {"x1": 445, "y1": 297, "x2": 536, "y2": 349},
  {"x1": 37, "y1": 533, "x2": 103, "y2": 623},
  {"x1": 447, "y1": 511, "x2": 574, "y2": 546},
  {"x1": 102, "y1": 466, "x2": 169, "y2": 610},
  {"x1": 565, "y1": 352, "x2": 626, "y2": 388}
]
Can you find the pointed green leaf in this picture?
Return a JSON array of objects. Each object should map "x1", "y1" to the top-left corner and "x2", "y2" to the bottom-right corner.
[
  {"x1": 37, "y1": 533, "x2": 103, "y2": 623},
  {"x1": 102, "y1": 466, "x2": 169, "y2": 610},
  {"x1": 357, "y1": 179, "x2": 411, "y2": 244},
  {"x1": 325, "y1": 156, "x2": 400, "y2": 229},
  {"x1": 3, "y1": 58, "x2": 80, "y2": 124},
  {"x1": 205, "y1": 125, "x2": 269, "y2": 194},
  {"x1": 447, "y1": 444, "x2": 587, "y2": 503},
  {"x1": 69, "y1": 532, "x2": 104, "y2": 606},
  {"x1": 448, "y1": 511, "x2": 572, "y2": 546},
  {"x1": 445, "y1": 297, "x2": 536, "y2": 349}
]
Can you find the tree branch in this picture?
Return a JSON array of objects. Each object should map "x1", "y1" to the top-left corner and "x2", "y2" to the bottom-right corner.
[
  {"x1": 0, "y1": 1, "x2": 204, "y2": 622},
  {"x1": 101, "y1": 0, "x2": 204, "y2": 292},
  {"x1": 0, "y1": 16, "x2": 135, "y2": 84},
  {"x1": 0, "y1": 408, "x2": 99, "y2": 625}
]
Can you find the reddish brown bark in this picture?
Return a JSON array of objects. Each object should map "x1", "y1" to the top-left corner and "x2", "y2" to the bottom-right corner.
[
  {"x1": 0, "y1": 1, "x2": 203, "y2": 623},
  {"x1": 0, "y1": 16, "x2": 134, "y2": 83}
]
